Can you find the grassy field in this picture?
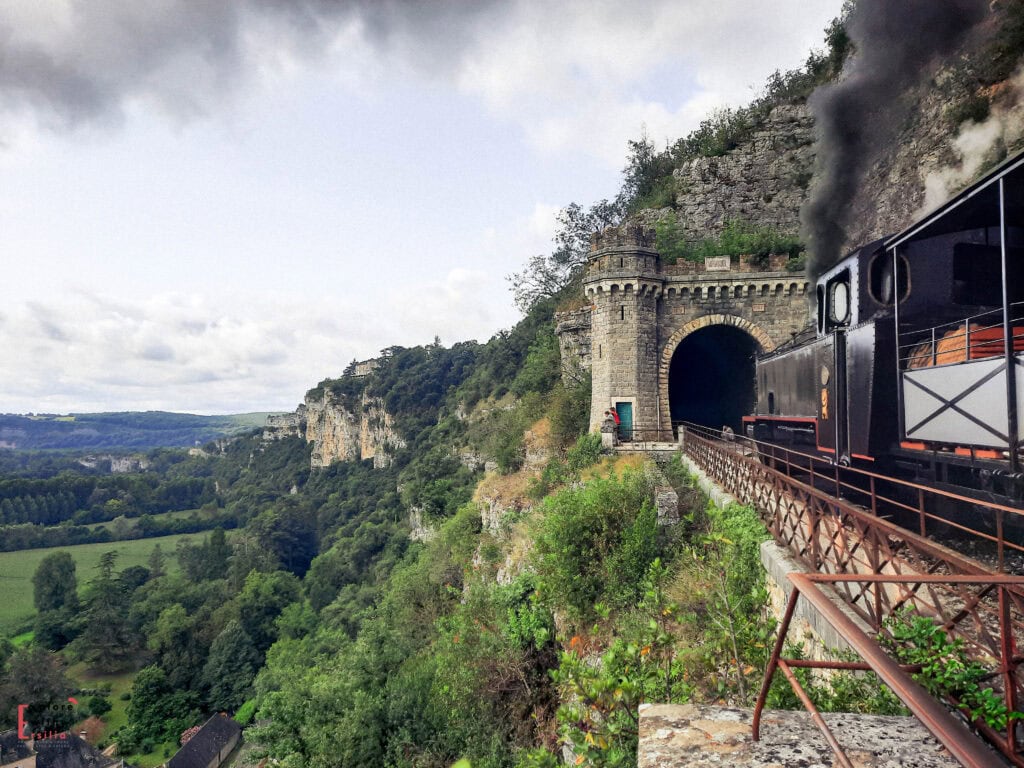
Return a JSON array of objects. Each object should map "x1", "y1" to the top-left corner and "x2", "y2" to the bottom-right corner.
[{"x1": 0, "y1": 531, "x2": 217, "y2": 637}]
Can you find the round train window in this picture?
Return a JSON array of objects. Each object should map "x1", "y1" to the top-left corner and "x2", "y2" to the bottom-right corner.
[
  {"x1": 829, "y1": 281, "x2": 850, "y2": 324},
  {"x1": 868, "y1": 253, "x2": 909, "y2": 305}
]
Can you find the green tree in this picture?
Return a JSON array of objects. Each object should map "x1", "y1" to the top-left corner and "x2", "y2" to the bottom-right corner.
[
  {"x1": 250, "y1": 509, "x2": 317, "y2": 577},
  {"x1": 177, "y1": 528, "x2": 231, "y2": 582},
  {"x1": 0, "y1": 646, "x2": 75, "y2": 735},
  {"x1": 507, "y1": 200, "x2": 623, "y2": 311},
  {"x1": 206, "y1": 527, "x2": 232, "y2": 579},
  {"x1": 148, "y1": 604, "x2": 207, "y2": 690},
  {"x1": 76, "y1": 552, "x2": 137, "y2": 671},
  {"x1": 32, "y1": 551, "x2": 79, "y2": 613},
  {"x1": 32, "y1": 551, "x2": 82, "y2": 650},
  {"x1": 123, "y1": 665, "x2": 198, "y2": 749},
  {"x1": 119, "y1": 565, "x2": 151, "y2": 594},
  {"x1": 147, "y1": 543, "x2": 166, "y2": 579},
  {"x1": 203, "y1": 620, "x2": 261, "y2": 711},
  {"x1": 237, "y1": 570, "x2": 302, "y2": 654},
  {"x1": 621, "y1": 129, "x2": 677, "y2": 211}
]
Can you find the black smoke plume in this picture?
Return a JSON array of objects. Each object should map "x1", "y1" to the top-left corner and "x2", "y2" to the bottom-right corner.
[{"x1": 803, "y1": 0, "x2": 990, "y2": 276}]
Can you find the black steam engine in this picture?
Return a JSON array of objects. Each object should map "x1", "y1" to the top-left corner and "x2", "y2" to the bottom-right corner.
[{"x1": 745, "y1": 152, "x2": 1024, "y2": 507}]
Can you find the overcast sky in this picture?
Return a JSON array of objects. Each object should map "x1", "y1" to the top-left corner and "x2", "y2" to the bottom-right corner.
[{"x1": 0, "y1": 0, "x2": 846, "y2": 415}]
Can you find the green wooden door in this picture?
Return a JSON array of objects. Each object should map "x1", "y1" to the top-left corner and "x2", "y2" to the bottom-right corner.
[{"x1": 615, "y1": 402, "x2": 633, "y2": 441}]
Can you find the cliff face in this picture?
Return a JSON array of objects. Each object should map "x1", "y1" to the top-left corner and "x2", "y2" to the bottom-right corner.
[
  {"x1": 668, "y1": 103, "x2": 817, "y2": 242},
  {"x1": 303, "y1": 390, "x2": 404, "y2": 469},
  {"x1": 647, "y1": 15, "x2": 1024, "y2": 265},
  {"x1": 263, "y1": 406, "x2": 306, "y2": 441},
  {"x1": 844, "y1": 70, "x2": 1024, "y2": 250}
]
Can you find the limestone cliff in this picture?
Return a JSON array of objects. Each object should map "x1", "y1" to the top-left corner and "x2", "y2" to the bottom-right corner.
[
  {"x1": 644, "y1": 5, "x2": 1024, "y2": 265},
  {"x1": 262, "y1": 407, "x2": 306, "y2": 441},
  {"x1": 303, "y1": 390, "x2": 404, "y2": 469},
  {"x1": 666, "y1": 103, "x2": 816, "y2": 243}
]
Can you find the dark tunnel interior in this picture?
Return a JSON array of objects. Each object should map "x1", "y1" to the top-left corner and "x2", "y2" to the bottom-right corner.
[{"x1": 668, "y1": 325, "x2": 757, "y2": 433}]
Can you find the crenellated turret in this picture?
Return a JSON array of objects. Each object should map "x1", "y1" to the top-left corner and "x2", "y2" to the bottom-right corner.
[{"x1": 585, "y1": 225, "x2": 664, "y2": 439}]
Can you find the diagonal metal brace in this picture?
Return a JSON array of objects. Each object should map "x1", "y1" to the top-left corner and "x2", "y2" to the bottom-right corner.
[{"x1": 754, "y1": 573, "x2": 1015, "y2": 768}]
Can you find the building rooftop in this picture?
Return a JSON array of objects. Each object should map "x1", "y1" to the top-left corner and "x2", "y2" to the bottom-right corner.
[
  {"x1": 0, "y1": 729, "x2": 34, "y2": 764},
  {"x1": 167, "y1": 715, "x2": 241, "y2": 768}
]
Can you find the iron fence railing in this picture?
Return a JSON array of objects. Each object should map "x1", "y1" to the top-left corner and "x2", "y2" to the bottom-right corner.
[
  {"x1": 678, "y1": 425, "x2": 1024, "y2": 764},
  {"x1": 755, "y1": 573, "x2": 1024, "y2": 768},
  {"x1": 680, "y1": 421, "x2": 1024, "y2": 568}
]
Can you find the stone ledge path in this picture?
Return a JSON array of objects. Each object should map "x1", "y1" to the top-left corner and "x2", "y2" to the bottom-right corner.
[{"x1": 639, "y1": 703, "x2": 965, "y2": 768}]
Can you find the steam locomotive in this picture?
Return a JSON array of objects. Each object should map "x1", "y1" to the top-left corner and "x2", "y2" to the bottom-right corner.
[{"x1": 744, "y1": 152, "x2": 1024, "y2": 507}]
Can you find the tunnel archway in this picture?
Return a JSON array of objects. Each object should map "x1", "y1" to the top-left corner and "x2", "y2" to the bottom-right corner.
[
  {"x1": 668, "y1": 325, "x2": 757, "y2": 432},
  {"x1": 660, "y1": 315, "x2": 773, "y2": 435}
]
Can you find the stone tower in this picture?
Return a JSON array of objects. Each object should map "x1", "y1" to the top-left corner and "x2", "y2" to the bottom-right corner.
[{"x1": 584, "y1": 225, "x2": 663, "y2": 438}]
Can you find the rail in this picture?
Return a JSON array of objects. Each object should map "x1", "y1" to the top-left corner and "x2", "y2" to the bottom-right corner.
[
  {"x1": 754, "y1": 573, "x2": 1024, "y2": 768},
  {"x1": 680, "y1": 421, "x2": 1024, "y2": 567},
  {"x1": 678, "y1": 425, "x2": 1024, "y2": 764},
  {"x1": 898, "y1": 300, "x2": 1024, "y2": 369}
]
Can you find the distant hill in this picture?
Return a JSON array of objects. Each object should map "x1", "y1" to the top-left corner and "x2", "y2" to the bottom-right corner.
[{"x1": 0, "y1": 411, "x2": 276, "y2": 450}]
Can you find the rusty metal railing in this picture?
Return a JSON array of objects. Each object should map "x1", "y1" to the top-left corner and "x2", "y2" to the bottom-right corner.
[
  {"x1": 680, "y1": 421, "x2": 1024, "y2": 568},
  {"x1": 754, "y1": 573, "x2": 1024, "y2": 768},
  {"x1": 677, "y1": 425, "x2": 1024, "y2": 763}
]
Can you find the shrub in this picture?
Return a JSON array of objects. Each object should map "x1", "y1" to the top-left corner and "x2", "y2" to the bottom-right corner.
[
  {"x1": 655, "y1": 217, "x2": 803, "y2": 266},
  {"x1": 547, "y1": 377, "x2": 592, "y2": 451},
  {"x1": 532, "y1": 470, "x2": 658, "y2": 621},
  {"x1": 565, "y1": 433, "x2": 602, "y2": 473},
  {"x1": 87, "y1": 695, "x2": 112, "y2": 717},
  {"x1": 946, "y1": 93, "x2": 991, "y2": 127},
  {"x1": 234, "y1": 698, "x2": 257, "y2": 726},
  {"x1": 882, "y1": 610, "x2": 1020, "y2": 730}
]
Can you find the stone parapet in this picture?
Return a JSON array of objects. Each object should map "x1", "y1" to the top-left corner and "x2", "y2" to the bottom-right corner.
[
  {"x1": 638, "y1": 703, "x2": 959, "y2": 768},
  {"x1": 590, "y1": 223, "x2": 656, "y2": 251},
  {"x1": 662, "y1": 253, "x2": 792, "y2": 274},
  {"x1": 760, "y1": 540, "x2": 874, "y2": 660}
]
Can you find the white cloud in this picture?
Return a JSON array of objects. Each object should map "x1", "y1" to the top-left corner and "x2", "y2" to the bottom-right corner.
[
  {"x1": 455, "y1": 0, "x2": 845, "y2": 163},
  {"x1": 0, "y1": 291, "x2": 373, "y2": 413},
  {"x1": 0, "y1": 270, "x2": 520, "y2": 414},
  {"x1": 386, "y1": 268, "x2": 504, "y2": 346},
  {"x1": 1, "y1": 0, "x2": 846, "y2": 166},
  {"x1": 526, "y1": 202, "x2": 561, "y2": 243},
  {"x1": 0, "y1": 0, "x2": 849, "y2": 414}
]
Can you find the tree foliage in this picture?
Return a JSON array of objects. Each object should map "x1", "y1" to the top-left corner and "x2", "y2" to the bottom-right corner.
[
  {"x1": 75, "y1": 552, "x2": 138, "y2": 672},
  {"x1": 507, "y1": 200, "x2": 623, "y2": 312},
  {"x1": 204, "y1": 620, "x2": 261, "y2": 711}
]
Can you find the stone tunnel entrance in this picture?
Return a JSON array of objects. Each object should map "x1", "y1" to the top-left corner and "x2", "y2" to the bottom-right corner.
[{"x1": 668, "y1": 325, "x2": 758, "y2": 434}]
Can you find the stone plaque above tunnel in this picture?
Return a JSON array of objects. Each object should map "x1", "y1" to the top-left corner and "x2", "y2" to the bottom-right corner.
[{"x1": 555, "y1": 224, "x2": 811, "y2": 442}]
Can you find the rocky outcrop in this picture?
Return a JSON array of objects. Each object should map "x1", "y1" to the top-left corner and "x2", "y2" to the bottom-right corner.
[
  {"x1": 667, "y1": 103, "x2": 816, "y2": 243},
  {"x1": 77, "y1": 454, "x2": 151, "y2": 473},
  {"x1": 263, "y1": 406, "x2": 306, "y2": 441},
  {"x1": 845, "y1": 69, "x2": 1024, "y2": 250},
  {"x1": 303, "y1": 391, "x2": 405, "y2": 469},
  {"x1": 648, "y1": 50, "x2": 1024, "y2": 265},
  {"x1": 408, "y1": 506, "x2": 437, "y2": 542}
]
